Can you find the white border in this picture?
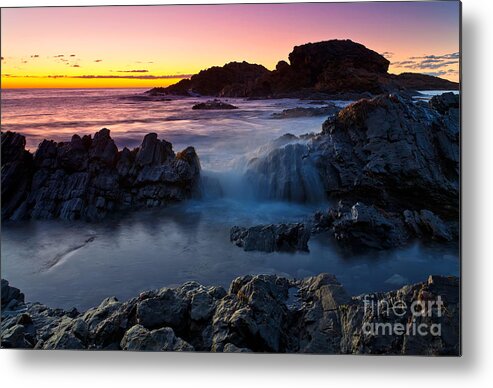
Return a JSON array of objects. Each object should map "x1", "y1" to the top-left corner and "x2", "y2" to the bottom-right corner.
[{"x1": 2, "y1": 0, "x2": 492, "y2": 386}]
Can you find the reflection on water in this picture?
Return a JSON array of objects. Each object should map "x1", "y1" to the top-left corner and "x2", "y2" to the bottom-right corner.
[
  {"x1": 1, "y1": 198, "x2": 459, "y2": 311},
  {"x1": 1, "y1": 88, "x2": 350, "y2": 171},
  {"x1": 1, "y1": 89, "x2": 459, "y2": 311}
]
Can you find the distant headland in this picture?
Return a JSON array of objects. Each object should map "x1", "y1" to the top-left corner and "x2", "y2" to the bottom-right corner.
[{"x1": 146, "y1": 39, "x2": 459, "y2": 99}]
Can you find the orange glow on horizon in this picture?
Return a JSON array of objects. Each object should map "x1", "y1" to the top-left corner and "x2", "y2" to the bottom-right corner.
[{"x1": 1, "y1": 3, "x2": 460, "y2": 89}]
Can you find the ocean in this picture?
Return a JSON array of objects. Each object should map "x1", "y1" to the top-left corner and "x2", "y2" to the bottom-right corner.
[{"x1": 1, "y1": 88, "x2": 459, "y2": 310}]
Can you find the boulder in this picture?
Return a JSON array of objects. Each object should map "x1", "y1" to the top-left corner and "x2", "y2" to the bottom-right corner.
[
  {"x1": 120, "y1": 324, "x2": 193, "y2": 351},
  {"x1": 271, "y1": 104, "x2": 340, "y2": 119},
  {"x1": 1, "y1": 279, "x2": 25, "y2": 309},
  {"x1": 317, "y1": 93, "x2": 459, "y2": 215},
  {"x1": 330, "y1": 202, "x2": 410, "y2": 250},
  {"x1": 1, "y1": 131, "x2": 33, "y2": 219},
  {"x1": 0, "y1": 275, "x2": 460, "y2": 355},
  {"x1": 230, "y1": 223, "x2": 310, "y2": 252},
  {"x1": 1, "y1": 129, "x2": 201, "y2": 221},
  {"x1": 192, "y1": 99, "x2": 238, "y2": 110}
]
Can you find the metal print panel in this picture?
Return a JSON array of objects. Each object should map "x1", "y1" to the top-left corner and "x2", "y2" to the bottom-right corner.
[{"x1": 0, "y1": 1, "x2": 461, "y2": 355}]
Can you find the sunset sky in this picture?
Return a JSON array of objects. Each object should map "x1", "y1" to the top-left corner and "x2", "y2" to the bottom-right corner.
[{"x1": 0, "y1": 2, "x2": 460, "y2": 88}]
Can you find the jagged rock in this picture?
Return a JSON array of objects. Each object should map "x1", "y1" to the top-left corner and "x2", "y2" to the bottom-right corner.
[
  {"x1": 330, "y1": 202, "x2": 410, "y2": 250},
  {"x1": 1, "y1": 279, "x2": 25, "y2": 309},
  {"x1": 1, "y1": 275, "x2": 460, "y2": 354},
  {"x1": 211, "y1": 275, "x2": 291, "y2": 352},
  {"x1": 271, "y1": 104, "x2": 340, "y2": 119},
  {"x1": 136, "y1": 289, "x2": 188, "y2": 330},
  {"x1": 192, "y1": 99, "x2": 238, "y2": 110},
  {"x1": 149, "y1": 40, "x2": 457, "y2": 99},
  {"x1": 120, "y1": 325, "x2": 193, "y2": 351},
  {"x1": 429, "y1": 92, "x2": 460, "y2": 115},
  {"x1": 150, "y1": 61, "x2": 270, "y2": 97},
  {"x1": 310, "y1": 203, "x2": 456, "y2": 250},
  {"x1": 403, "y1": 209, "x2": 453, "y2": 242},
  {"x1": 230, "y1": 223, "x2": 310, "y2": 252},
  {"x1": 1, "y1": 129, "x2": 201, "y2": 221},
  {"x1": 318, "y1": 93, "x2": 459, "y2": 215},
  {"x1": 223, "y1": 343, "x2": 253, "y2": 352},
  {"x1": 135, "y1": 133, "x2": 174, "y2": 167},
  {"x1": 1, "y1": 132, "x2": 33, "y2": 219}
]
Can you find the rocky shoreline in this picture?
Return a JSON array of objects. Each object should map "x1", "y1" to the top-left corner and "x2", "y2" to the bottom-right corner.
[
  {"x1": 1, "y1": 129, "x2": 201, "y2": 221},
  {"x1": 1, "y1": 274, "x2": 460, "y2": 354},
  {"x1": 233, "y1": 92, "x2": 459, "y2": 252}
]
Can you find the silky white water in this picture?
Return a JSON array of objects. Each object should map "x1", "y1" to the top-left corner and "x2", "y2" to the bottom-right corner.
[{"x1": 1, "y1": 89, "x2": 459, "y2": 310}]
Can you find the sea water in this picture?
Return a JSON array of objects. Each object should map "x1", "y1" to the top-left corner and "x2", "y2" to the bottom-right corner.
[{"x1": 0, "y1": 88, "x2": 459, "y2": 310}]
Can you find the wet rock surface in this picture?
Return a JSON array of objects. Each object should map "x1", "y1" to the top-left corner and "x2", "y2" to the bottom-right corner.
[
  {"x1": 1, "y1": 129, "x2": 201, "y2": 221},
  {"x1": 271, "y1": 104, "x2": 340, "y2": 119},
  {"x1": 312, "y1": 202, "x2": 455, "y2": 251},
  {"x1": 317, "y1": 93, "x2": 460, "y2": 215},
  {"x1": 230, "y1": 223, "x2": 310, "y2": 252},
  {"x1": 192, "y1": 99, "x2": 238, "y2": 110},
  {"x1": 236, "y1": 92, "x2": 459, "y2": 252},
  {"x1": 1, "y1": 274, "x2": 460, "y2": 355}
]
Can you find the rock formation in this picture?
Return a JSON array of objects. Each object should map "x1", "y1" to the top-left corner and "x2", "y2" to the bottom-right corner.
[
  {"x1": 230, "y1": 223, "x2": 310, "y2": 252},
  {"x1": 147, "y1": 61, "x2": 270, "y2": 97},
  {"x1": 149, "y1": 40, "x2": 459, "y2": 99},
  {"x1": 1, "y1": 129, "x2": 201, "y2": 221},
  {"x1": 271, "y1": 103, "x2": 340, "y2": 119},
  {"x1": 192, "y1": 99, "x2": 238, "y2": 110},
  {"x1": 235, "y1": 92, "x2": 459, "y2": 251},
  {"x1": 1, "y1": 274, "x2": 460, "y2": 355}
]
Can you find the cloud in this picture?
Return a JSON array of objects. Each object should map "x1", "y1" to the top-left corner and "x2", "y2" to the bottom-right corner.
[
  {"x1": 30, "y1": 54, "x2": 39, "y2": 58},
  {"x1": 54, "y1": 54, "x2": 64, "y2": 58},
  {"x1": 422, "y1": 71, "x2": 448, "y2": 77},
  {"x1": 72, "y1": 64, "x2": 80, "y2": 68},
  {"x1": 70, "y1": 54, "x2": 76, "y2": 57},
  {"x1": 94, "y1": 59, "x2": 102, "y2": 62},
  {"x1": 1, "y1": 56, "x2": 4, "y2": 60},
  {"x1": 3, "y1": 73, "x2": 194, "y2": 80},
  {"x1": 115, "y1": 69, "x2": 149, "y2": 73},
  {"x1": 21, "y1": 60, "x2": 28, "y2": 64},
  {"x1": 380, "y1": 51, "x2": 394, "y2": 59},
  {"x1": 392, "y1": 51, "x2": 459, "y2": 73},
  {"x1": 410, "y1": 52, "x2": 459, "y2": 60}
]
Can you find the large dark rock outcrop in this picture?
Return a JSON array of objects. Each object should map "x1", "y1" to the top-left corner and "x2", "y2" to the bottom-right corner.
[
  {"x1": 1, "y1": 274, "x2": 460, "y2": 355},
  {"x1": 260, "y1": 39, "x2": 390, "y2": 96},
  {"x1": 245, "y1": 93, "x2": 459, "y2": 216},
  {"x1": 239, "y1": 92, "x2": 459, "y2": 251},
  {"x1": 1, "y1": 132, "x2": 34, "y2": 219},
  {"x1": 192, "y1": 99, "x2": 238, "y2": 110},
  {"x1": 318, "y1": 92, "x2": 460, "y2": 215},
  {"x1": 391, "y1": 73, "x2": 460, "y2": 91},
  {"x1": 230, "y1": 223, "x2": 310, "y2": 253},
  {"x1": 1, "y1": 129, "x2": 201, "y2": 221},
  {"x1": 150, "y1": 40, "x2": 459, "y2": 99},
  {"x1": 148, "y1": 61, "x2": 270, "y2": 97},
  {"x1": 271, "y1": 103, "x2": 340, "y2": 119}
]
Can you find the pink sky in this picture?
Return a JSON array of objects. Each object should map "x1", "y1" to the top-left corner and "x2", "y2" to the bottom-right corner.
[{"x1": 1, "y1": 2, "x2": 460, "y2": 87}]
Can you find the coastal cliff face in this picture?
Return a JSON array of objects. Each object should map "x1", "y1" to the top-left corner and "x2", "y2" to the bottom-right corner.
[
  {"x1": 149, "y1": 40, "x2": 459, "y2": 98},
  {"x1": 237, "y1": 92, "x2": 459, "y2": 252},
  {"x1": 1, "y1": 274, "x2": 460, "y2": 355},
  {"x1": 1, "y1": 129, "x2": 201, "y2": 221}
]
